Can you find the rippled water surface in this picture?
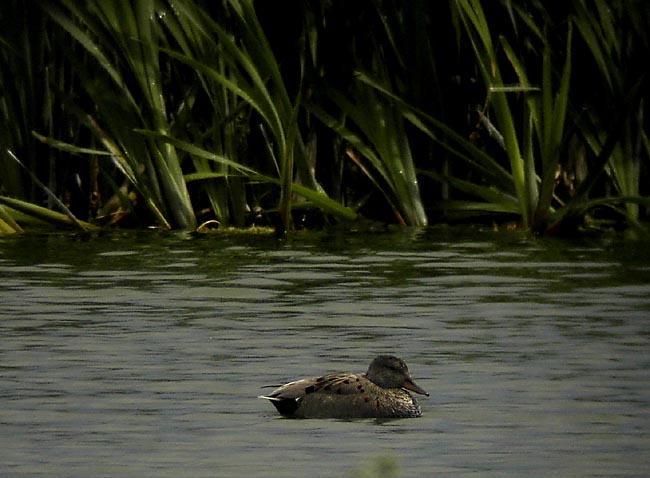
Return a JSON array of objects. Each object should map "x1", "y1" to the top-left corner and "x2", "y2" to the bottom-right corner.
[{"x1": 1, "y1": 228, "x2": 649, "y2": 477}]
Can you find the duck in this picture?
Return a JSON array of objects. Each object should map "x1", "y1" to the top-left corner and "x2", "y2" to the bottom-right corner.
[{"x1": 259, "y1": 355, "x2": 428, "y2": 419}]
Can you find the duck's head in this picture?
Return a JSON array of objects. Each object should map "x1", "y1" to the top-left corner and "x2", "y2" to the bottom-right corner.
[{"x1": 366, "y1": 355, "x2": 429, "y2": 396}]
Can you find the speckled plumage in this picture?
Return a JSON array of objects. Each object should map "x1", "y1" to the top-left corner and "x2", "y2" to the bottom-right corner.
[{"x1": 259, "y1": 355, "x2": 428, "y2": 419}]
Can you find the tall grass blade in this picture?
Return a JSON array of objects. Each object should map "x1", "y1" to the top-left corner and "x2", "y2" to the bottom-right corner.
[
  {"x1": 138, "y1": 129, "x2": 358, "y2": 222},
  {"x1": 42, "y1": 0, "x2": 196, "y2": 229},
  {"x1": 0, "y1": 194, "x2": 96, "y2": 230},
  {"x1": 6, "y1": 149, "x2": 92, "y2": 231},
  {"x1": 454, "y1": 0, "x2": 530, "y2": 224},
  {"x1": 309, "y1": 69, "x2": 428, "y2": 226},
  {"x1": 0, "y1": 204, "x2": 23, "y2": 234}
]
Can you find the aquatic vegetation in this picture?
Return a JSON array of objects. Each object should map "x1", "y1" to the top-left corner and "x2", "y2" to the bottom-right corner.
[{"x1": 0, "y1": 0, "x2": 647, "y2": 235}]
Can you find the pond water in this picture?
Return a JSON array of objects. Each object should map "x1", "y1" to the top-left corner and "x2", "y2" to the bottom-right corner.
[{"x1": 1, "y1": 227, "x2": 649, "y2": 477}]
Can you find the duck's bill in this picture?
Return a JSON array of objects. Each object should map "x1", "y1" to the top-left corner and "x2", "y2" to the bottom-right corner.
[{"x1": 402, "y1": 378, "x2": 429, "y2": 396}]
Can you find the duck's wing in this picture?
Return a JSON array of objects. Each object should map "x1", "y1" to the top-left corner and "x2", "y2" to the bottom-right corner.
[
  {"x1": 258, "y1": 376, "x2": 329, "y2": 417},
  {"x1": 258, "y1": 377, "x2": 315, "y2": 401},
  {"x1": 259, "y1": 372, "x2": 369, "y2": 401}
]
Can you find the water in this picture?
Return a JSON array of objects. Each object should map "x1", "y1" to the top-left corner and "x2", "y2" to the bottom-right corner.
[{"x1": 1, "y1": 227, "x2": 649, "y2": 477}]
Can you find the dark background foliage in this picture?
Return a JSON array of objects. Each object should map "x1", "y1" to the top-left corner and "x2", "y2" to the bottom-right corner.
[{"x1": 1, "y1": 0, "x2": 648, "y2": 234}]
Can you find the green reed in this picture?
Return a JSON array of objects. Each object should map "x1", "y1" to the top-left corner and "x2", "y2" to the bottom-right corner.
[{"x1": 0, "y1": 1, "x2": 647, "y2": 235}]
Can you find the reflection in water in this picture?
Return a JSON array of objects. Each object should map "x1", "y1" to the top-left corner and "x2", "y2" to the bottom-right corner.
[{"x1": 0, "y1": 229, "x2": 649, "y2": 477}]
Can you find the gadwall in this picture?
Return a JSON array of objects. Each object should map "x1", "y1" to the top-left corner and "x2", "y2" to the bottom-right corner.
[{"x1": 259, "y1": 355, "x2": 428, "y2": 418}]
